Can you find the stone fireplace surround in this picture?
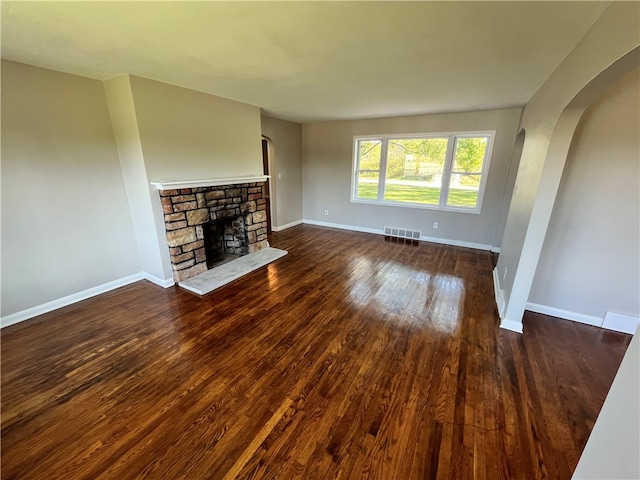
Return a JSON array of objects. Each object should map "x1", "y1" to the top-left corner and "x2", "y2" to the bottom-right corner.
[{"x1": 158, "y1": 182, "x2": 268, "y2": 282}]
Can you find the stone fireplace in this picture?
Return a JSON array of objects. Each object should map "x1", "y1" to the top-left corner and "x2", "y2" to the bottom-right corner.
[{"x1": 158, "y1": 182, "x2": 268, "y2": 282}]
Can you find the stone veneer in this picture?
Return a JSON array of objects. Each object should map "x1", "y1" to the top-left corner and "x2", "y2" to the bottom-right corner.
[{"x1": 159, "y1": 182, "x2": 268, "y2": 282}]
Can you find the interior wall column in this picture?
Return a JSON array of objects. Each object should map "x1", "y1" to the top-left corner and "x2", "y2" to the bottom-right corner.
[{"x1": 104, "y1": 75, "x2": 174, "y2": 286}]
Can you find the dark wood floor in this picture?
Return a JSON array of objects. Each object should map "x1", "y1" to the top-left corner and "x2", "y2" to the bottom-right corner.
[{"x1": 1, "y1": 225, "x2": 631, "y2": 479}]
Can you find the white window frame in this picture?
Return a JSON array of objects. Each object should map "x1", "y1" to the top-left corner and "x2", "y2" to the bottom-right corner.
[{"x1": 351, "y1": 131, "x2": 495, "y2": 214}]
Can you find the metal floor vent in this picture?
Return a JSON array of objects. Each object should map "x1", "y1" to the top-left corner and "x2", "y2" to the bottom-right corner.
[{"x1": 384, "y1": 226, "x2": 422, "y2": 241}]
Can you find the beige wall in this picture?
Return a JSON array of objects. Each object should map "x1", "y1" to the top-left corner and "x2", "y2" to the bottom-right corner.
[
  {"x1": 104, "y1": 75, "x2": 173, "y2": 284},
  {"x1": 1, "y1": 66, "x2": 274, "y2": 321},
  {"x1": 1, "y1": 61, "x2": 141, "y2": 317},
  {"x1": 495, "y1": 2, "x2": 640, "y2": 331},
  {"x1": 261, "y1": 116, "x2": 303, "y2": 229},
  {"x1": 529, "y1": 68, "x2": 639, "y2": 320},
  {"x1": 120, "y1": 76, "x2": 266, "y2": 280},
  {"x1": 129, "y1": 76, "x2": 263, "y2": 182},
  {"x1": 301, "y1": 108, "x2": 521, "y2": 248},
  {"x1": 493, "y1": 129, "x2": 524, "y2": 249}
]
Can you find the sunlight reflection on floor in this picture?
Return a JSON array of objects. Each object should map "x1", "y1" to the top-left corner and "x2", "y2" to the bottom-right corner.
[{"x1": 347, "y1": 255, "x2": 464, "y2": 333}]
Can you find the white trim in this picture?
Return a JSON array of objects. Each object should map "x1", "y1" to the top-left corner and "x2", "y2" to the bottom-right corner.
[
  {"x1": 490, "y1": 246, "x2": 501, "y2": 253},
  {"x1": 420, "y1": 234, "x2": 491, "y2": 251},
  {"x1": 302, "y1": 219, "x2": 493, "y2": 250},
  {"x1": 500, "y1": 318, "x2": 524, "y2": 333},
  {"x1": 526, "y1": 303, "x2": 640, "y2": 335},
  {"x1": 526, "y1": 302, "x2": 602, "y2": 328},
  {"x1": 143, "y1": 272, "x2": 175, "y2": 288},
  {"x1": 272, "y1": 220, "x2": 303, "y2": 232},
  {"x1": 1, "y1": 273, "x2": 146, "y2": 329},
  {"x1": 492, "y1": 267, "x2": 506, "y2": 318},
  {"x1": 303, "y1": 219, "x2": 382, "y2": 236},
  {"x1": 602, "y1": 311, "x2": 639, "y2": 335},
  {"x1": 350, "y1": 197, "x2": 483, "y2": 214},
  {"x1": 151, "y1": 175, "x2": 269, "y2": 190}
]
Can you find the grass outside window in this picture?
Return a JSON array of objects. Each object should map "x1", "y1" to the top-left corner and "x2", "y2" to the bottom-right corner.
[{"x1": 357, "y1": 183, "x2": 479, "y2": 208}]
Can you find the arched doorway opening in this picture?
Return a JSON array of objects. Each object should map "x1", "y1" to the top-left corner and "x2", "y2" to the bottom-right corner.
[
  {"x1": 261, "y1": 136, "x2": 276, "y2": 234},
  {"x1": 497, "y1": 46, "x2": 640, "y2": 333}
]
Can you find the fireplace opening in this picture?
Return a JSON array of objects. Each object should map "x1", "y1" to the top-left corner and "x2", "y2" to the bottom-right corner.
[{"x1": 203, "y1": 216, "x2": 248, "y2": 269}]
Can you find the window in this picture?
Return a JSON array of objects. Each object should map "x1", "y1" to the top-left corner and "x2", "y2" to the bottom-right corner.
[{"x1": 352, "y1": 132, "x2": 494, "y2": 213}]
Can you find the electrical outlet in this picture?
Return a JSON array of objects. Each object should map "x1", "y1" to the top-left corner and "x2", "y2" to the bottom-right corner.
[
  {"x1": 278, "y1": 173, "x2": 282, "y2": 180},
  {"x1": 324, "y1": 208, "x2": 329, "y2": 215},
  {"x1": 433, "y1": 222, "x2": 438, "y2": 229},
  {"x1": 503, "y1": 266, "x2": 508, "y2": 279}
]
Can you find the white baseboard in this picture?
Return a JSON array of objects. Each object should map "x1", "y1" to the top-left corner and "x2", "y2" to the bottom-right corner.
[
  {"x1": 420, "y1": 234, "x2": 492, "y2": 251},
  {"x1": 492, "y1": 267, "x2": 506, "y2": 319},
  {"x1": 525, "y1": 303, "x2": 639, "y2": 335},
  {"x1": 526, "y1": 302, "x2": 602, "y2": 328},
  {"x1": 143, "y1": 272, "x2": 175, "y2": 288},
  {"x1": 492, "y1": 267, "x2": 523, "y2": 334},
  {"x1": 302, "y1": 219, "x2": 493, "y2": 251},
  {"x1": 490, "y1": 247, "x2": 501, "y2": 253},
  {"x1": 603, "y1": 311, "x2": 640, "y2": 335},
  {"x1": 500, "y1": 318, "x2": 524, "y2": 333},
  {"x1": 272, "y1": 219, "x2": 303, "y2": 232},
  {"x1": 302, "y1": 219, "x2": 382, "y2": 236},
  {"x1": 1, "y1": 272, "x2": 149, "y2": 329}
]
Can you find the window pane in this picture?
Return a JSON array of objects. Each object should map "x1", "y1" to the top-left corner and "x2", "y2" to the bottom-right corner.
[
  {"x1": 447, "y1": 174, "x2": 481, "y2": 208},
  {"x1": 452, "y1": 137, "x2": 488, "y2": 173},
  {"x1": 384, "y1": 138, "x2": 447, "y2": 205},
  {"x1": 356, "y1": 139, "x2": 381, "y2": 199},
  {"x1": 447, "y1": 138, "x2": 488, "y2": 209}
]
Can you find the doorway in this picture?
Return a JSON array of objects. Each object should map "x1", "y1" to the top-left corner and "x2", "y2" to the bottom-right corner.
[{"x1": 261, "y1": 138, "x2": 272, "y2": 234}]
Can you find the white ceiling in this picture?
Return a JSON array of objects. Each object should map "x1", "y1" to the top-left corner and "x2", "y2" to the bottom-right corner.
[{"x1": 1, "y1": 1, "x2": 609, "y2": 123}]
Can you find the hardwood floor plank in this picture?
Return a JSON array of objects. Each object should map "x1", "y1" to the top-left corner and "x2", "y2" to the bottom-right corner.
[
  {"x1": 222, "y1": 397, "x2": 294, "y2": 480},
  {"x1": 1, "y1": 225, "x2": 631, "y2": 479}
]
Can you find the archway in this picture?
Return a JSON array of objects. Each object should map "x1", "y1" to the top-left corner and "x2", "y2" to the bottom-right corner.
[
  {"x1": 261, "y1": 135, "x2": 277, "y2": 233},
  {"x1": 498, "y1": 46, "x2": 640, "y2": 333}
]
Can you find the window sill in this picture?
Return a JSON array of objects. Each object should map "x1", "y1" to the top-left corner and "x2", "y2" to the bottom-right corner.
[{"x1": 350, "y1": 198, "x2": 482, "y2": 214}]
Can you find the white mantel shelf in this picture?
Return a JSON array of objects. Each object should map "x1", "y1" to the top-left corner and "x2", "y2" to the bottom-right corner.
[{"x1": 151, "y1": 175, "x2": 270, "y2": 191}]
